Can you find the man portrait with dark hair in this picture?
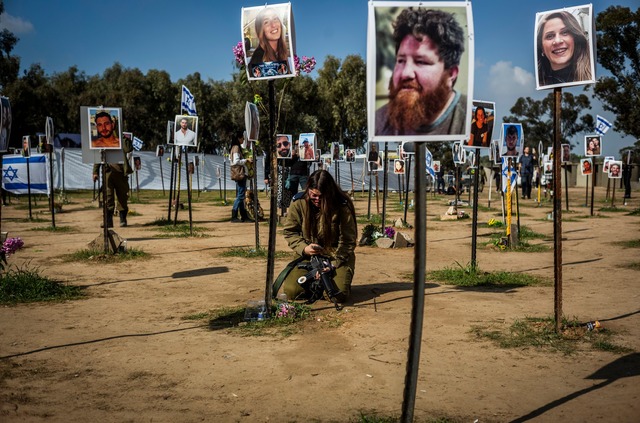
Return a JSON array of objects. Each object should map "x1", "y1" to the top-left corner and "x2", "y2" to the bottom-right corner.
[
  {"x1": 375, "y1": 8, "x2": 467, "y2": 136},
  {"x1": 91, "y1": 111, "x2": 121, "y2": 149},
  {"x1": 502, "y1": 125, "x2": 520, "y2": 157}
]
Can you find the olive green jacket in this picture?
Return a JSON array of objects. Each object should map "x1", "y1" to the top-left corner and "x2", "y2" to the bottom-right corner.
[{"x1": 283, "y1": 196, "x2": 357, "y2": 269}]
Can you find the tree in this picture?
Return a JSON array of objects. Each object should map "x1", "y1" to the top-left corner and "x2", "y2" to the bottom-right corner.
[
  {"x1": 594, "y1": 6, "x2": 640, "y2": 140},
  {"x1": 504, "y1": 92, "x2": 594, "y2": 155},
  {"x1": 0, "y1": 0, "x2": 20, "y2": 90}
]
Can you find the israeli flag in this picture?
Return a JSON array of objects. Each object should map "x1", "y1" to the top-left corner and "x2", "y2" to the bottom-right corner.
[
  {"x1": 595, "y1": 115, "x2": 612, "y2": 136},
  {"x1": 501, "y1": 157, "x2": 517, "y2": 193},
  {"x1": 2, "y1": 154, "x2": 50, "y2": 195},
  {"x1": 181, "y1": 85, "x2": 197, "y2": 116},
  {"x1": 132, "y1": 136, "x2": 144, "y2": 151},
  {"x1": 425, "y1": 148, "x2": 435, "y2": 177}
]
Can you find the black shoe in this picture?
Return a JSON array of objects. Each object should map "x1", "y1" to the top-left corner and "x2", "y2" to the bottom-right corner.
[{"x1": 230, "y1": 217, "x2": 243, "y2": 223}]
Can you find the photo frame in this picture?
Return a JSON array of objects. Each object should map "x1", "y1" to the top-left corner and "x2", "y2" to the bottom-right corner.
[
  {"x1": 88, "y1": 107, "x2": 122, "y2": 150},
  {"x1": 607, "y1": 160, "x2": 622, "y2": 179},
  {"x1": 452, "y1": 141, "x2": 465, "y2": 165},
  {"x1": 584, "y1": 134, "x2": 601, "y2": 157},
  {"x1": 500, "y1": 123, "x2": 524, "y2": 158},
  {"x1": 602, "y1": 156, "x2": 614, "y2": 173},
  {"x1": 393, "y1": 159, "x2": 405, "y2": 174},
  {"x1": 345, "y1": 149, "x2": 356, "y2": 163},
  {"x1": 242, "y1": 3, "x2": 296, "y2": 81},
  {"x1": 166, "y1": 121, "x2": 174, "y2": 145},
  {"x1": 276, "y1": 134, "x2": 293, "y2": 159},
  {"x1": 367, "y1": 141, "x2": 383, "y2": 170},
  {"x1": 156, "y1": 145, "x2": 165, "y2": 157},
  {"x1": 298, "y1": 133, "x2": 316, "y2": 161},
  {"x1": 45, "y1": 116, "x2": 54, "y2": 145},
  {"x1": 368, "y1": 1, "x2": 474, "y2": 142},
  {"x1": 580, "y1": 158, "x2": 593, "y2": 176},
  {"x1": 21, "y1": 135, "x2": 31, "y2": 158},
  {"x1": 535, "y1": 4, "x2": 596, "y2": 90},
  {"x1": 174, "y1": 115, "x2": 198, "y2": 147},
  {"x1": 561, "y1": 143, "x2": 571, "y2": 164},
  {"x1": 466, "y1": 100, "x2": 495, "y2": 148},
  {"x1": 133, "y1": 156, "x2": 142, "y2": 171}
]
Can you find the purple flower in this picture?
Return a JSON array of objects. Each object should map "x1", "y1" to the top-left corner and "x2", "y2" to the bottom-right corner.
[
  {"x1": 232, "y1": 41, "x2": 245, "y2": 66},
  {"x1": 2, "y1": 237, "x2": 24, "y2": 257},
  {"x1": 384, "y1": 227, "x2": 396, "y2": 239}
]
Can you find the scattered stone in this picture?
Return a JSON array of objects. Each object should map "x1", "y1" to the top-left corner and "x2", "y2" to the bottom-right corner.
[
  {"x1": 375, "y1": 237, "x2": 394, "y2": 249},
  {"x1": 393, "y1": 231, "x2": 414, "y2": 248}
]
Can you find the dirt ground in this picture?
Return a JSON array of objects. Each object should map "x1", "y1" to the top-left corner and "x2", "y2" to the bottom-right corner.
[{"x1": 0, "y1": 184, "x2": 638, "y2": 423}]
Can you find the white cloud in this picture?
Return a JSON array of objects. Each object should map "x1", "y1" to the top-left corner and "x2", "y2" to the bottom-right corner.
[
  {"x1": 488, "y1": 61, "x2": 535, "y2": 95},
  {"x1": 0, "y1": 13, "x2": 34, "y2": 34}
]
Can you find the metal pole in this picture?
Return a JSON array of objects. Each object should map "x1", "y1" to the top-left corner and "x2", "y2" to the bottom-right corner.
[
  {"x1": 48, "y1": 148, "x2": 55, "y2": 228},
  {"x1": 265, "y1": 80, "x2": 277, "y2": 317},
  {"x1": 552, "y1": 87, "x2": 563, "y2": 333},
  {"x1": 471, "y1": 150, "x2": 480, "y2": 269},
  {"x1": 167, "y1": 146, "x2": 176, "y2": 221},
  {"x1": 564, "y1": 165, "x2": 569, "y2": 211},
  {"x1": 400, "y1": 142, "x2": 426, "y2": 423},
  {"x1": 381, "y1": 142, "x2": 389, "y2": 234},
  {"x1": 159, "y1": 156, "x2": 165, "y2": 196},
  {"x1": 403, "y1": 155, "x2": 412, "y2": 223},
  {"x1": 590, "y1": 163, "x2": 597, "y2": 216},
  {"x1": 184, "y1": 149, "x2": 193, "y2": 236}
]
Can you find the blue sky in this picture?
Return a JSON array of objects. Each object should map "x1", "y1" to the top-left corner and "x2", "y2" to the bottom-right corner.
[{"x1": 1, "y1": 0, "x2": 636, "y2": 157}]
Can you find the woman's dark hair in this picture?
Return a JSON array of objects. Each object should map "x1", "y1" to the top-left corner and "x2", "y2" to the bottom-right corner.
[
  {"x1": 230, "y1": 130, "x2": 244, "y2": 148},
  {"x1": 303, "y1": 170, "x2": 356, "y2": 248}
]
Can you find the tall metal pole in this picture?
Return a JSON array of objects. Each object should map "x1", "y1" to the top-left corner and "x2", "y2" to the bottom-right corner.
[
  {"x1": 471, "y1": 150, "x2": 480, "y2": 270},
  {"x1": 167, "y1": 146, "x2": 176, "y2": 221},
  {"x1": 265, "y1": 80, "x2": 277, "y2": 316},
  {"x1": 401, "y1": 142, "x2": 427, "y2": 423},
  {"x1": 553, "y1": 87, "x2": 563, "y2": 333},
  {"x1": 381, "y1": 142, "x2": 389, "y2": 233}
]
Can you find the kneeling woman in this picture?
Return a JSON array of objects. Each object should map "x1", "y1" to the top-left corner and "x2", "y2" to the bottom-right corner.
[{"x1": 281, "y1": 170, "x2": 357, "y2": 302}]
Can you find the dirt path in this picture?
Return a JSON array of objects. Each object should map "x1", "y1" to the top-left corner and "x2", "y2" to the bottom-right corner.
[{"x1": 1, "y1": 186, "x2": 639, "y2": 422}]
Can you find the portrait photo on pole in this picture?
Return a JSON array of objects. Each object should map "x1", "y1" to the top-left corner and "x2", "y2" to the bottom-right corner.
[
  {"x1": 298, "y1": 133, "x2": 316, "y2": 161},
  {"x1": 393, "y1": 159, "x2": 405, "y2": 174},
  {"x1": 242, "y1": 3, "x2": 296, "y2": 81},
  {"x1": 368, "y1": 2, "x2": 474, "y2": 142},
  {"x1": 584, "y1": 134, "x2": 602, "y2": 156},
  {"x1": 276, "y1": 134, "x2": 293, "y2": 159},
  {"x1": 88, "y1": 107, "x2": 122, "y2": 150},
  {"x1": 580, "y1": 158, "x2": 592, "y2": 176},
  {"x1": 491, "y1": 140, "x2": 501, "y2": 165},
  {"x1": 466, "y1": 100, "x2": 495, "y2": 148},
  {"x1": 602, "y1": 156, "x2": 614, "y2": 173},
  {"x1": 367, "y1": 141, "x2": 383, "y2": 171},
  {"x1": 22, "y1": 136, "x2": 31, "y2": 158},
  {"x1": 500, "y1": 123, "x2": 524, "y2": 158},
  {"x1": 345, "y1": 149, "x2": 356, "y2": 163},
  {"x1": 0, "y1": 96, "x2": 12, "y2": 153},
  {"x1": 535, "y1": 4, "x2": 595, "y2": 90},
  {"x1": 174, "y1": 115, "x2": 198, "y2": 147},
  {"x1": 156, "y1": 145, "x2": 165, "y2": 157},
  {"x1": 561, "y1": 143, "x2": 571, "y2": 163},
  {"x1": 607, "y1": 160, "x2": 622, "y2": 179}
]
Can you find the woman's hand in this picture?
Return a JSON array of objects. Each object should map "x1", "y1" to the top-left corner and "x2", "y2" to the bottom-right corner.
[{"x1": 304, "y1": 243, "x2": 324, "y2": 256}]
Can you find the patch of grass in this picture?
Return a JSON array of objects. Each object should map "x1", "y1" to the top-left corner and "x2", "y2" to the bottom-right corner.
[
  {"x1": 183, "y1": 303, "x2": 312, "y2": 337},
  {"x1": 470, "y1": 316, "x2": 633, "y2": 355},
  {"x1": 221, "y1": 247, "x2": 291, "y2": 259},
  {"x1": 573, "y1": 214, "x2": 610, "y2": 219},
  {"x1": 621, "y1": 261, "x2": 640, "y2": 270},
  {"x1": 481, "y1": 225, "x2": 550, "y2": 252},
  {"x1": 127, "y1": 210, "x2": 141, "y2": 217},
  {"x1": 612, "y1": 239, "x2": 640, "y2": 248},
  {"x1": 599, "y1": 206, "x2": 626, "y2": 212},
  {"x1": 64, "y1": 247, "x2": 149, "y2": 263},
  {"x1": 0, "y1": 265, "x2": 84, "y2": 304},
  {"x1": 519, "y1": 226, "x2": 547, "y2": 240},
  {"x1": 428, "y1": 264, "x2": 549, "y2": 287},
  {"x1": 142, "y1": 217, "x2": 185, "y2": 227},
  {"x1": 15, "y1": 217, "x2": 49, "y2": 223},
  {"x1": 29, "y1": 225, "x2": 76, "y2": 233},
  {"x1": 627, "y1": 208, "x2": 640, "y2": 216},
  {"x1": 357, "y1": 213, "x2": 383, "y2": 225},
  {"x1": 154, "y1": 223, "x2": 209, "y2": 238}
]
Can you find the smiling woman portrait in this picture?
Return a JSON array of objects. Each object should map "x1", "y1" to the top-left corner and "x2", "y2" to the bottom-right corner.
[
  {"x1": 248, "y1": 7, "x2": 290, "y2": 72},
  {"x1": 536, "y1": 8, "x2": 593, "y2": 88}
]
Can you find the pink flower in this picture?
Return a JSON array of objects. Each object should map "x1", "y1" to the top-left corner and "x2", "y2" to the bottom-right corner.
[{"x1": 232, "y1": 41, "x2": 245, "y2": 66}]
